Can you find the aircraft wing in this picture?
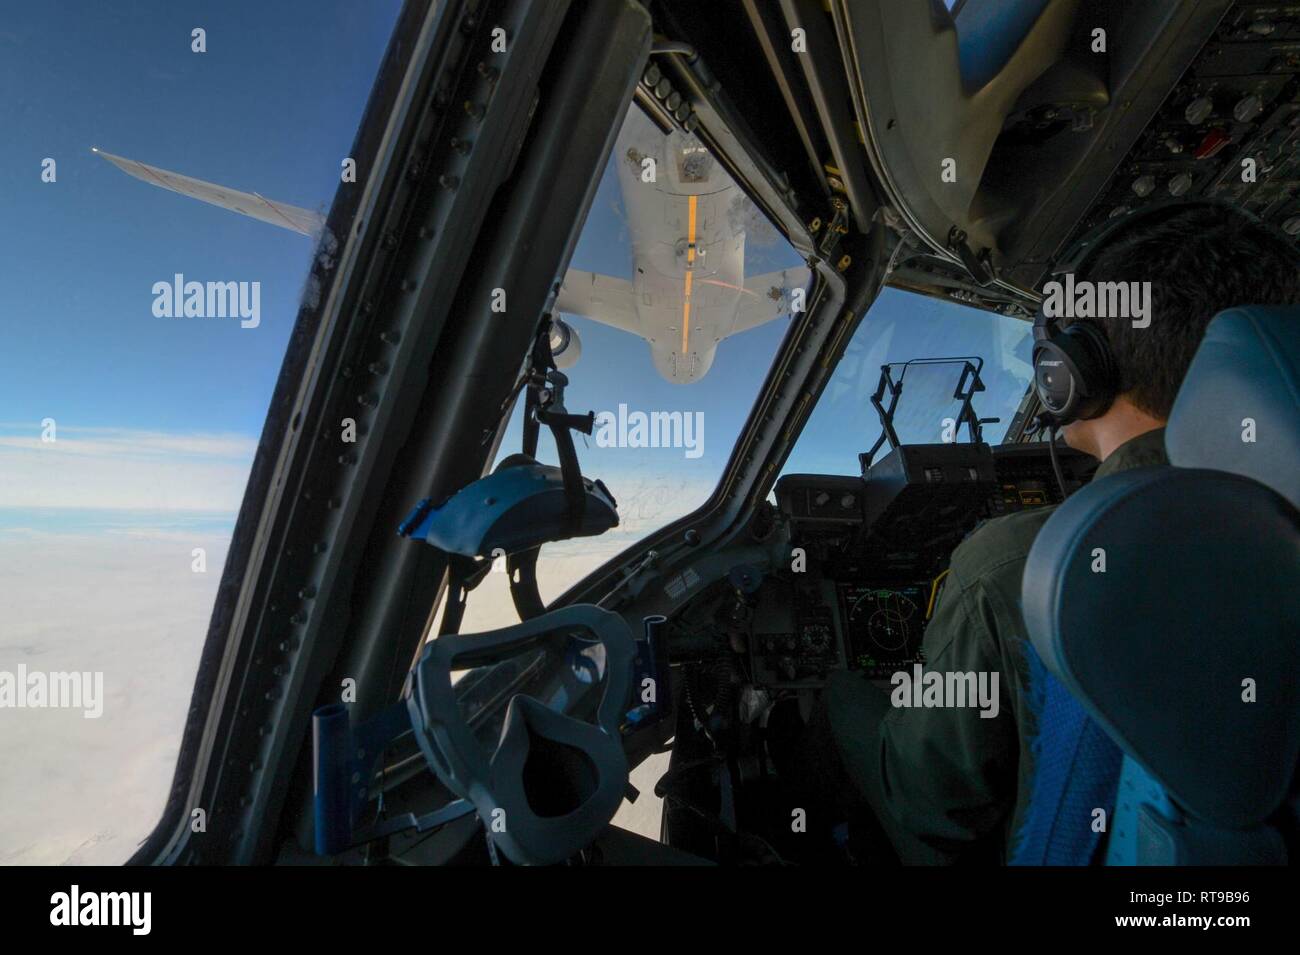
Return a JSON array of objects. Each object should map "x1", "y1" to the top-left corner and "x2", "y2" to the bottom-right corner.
[
  {"x1": 729, "y1": 266, "x2": 812, "y2": 335},
  {"x1": 554, "y1": 269, "x2": 640, "y2": 334},
  {"x1": 91, "y1": 147, "x2": 325, "y2": 237}
]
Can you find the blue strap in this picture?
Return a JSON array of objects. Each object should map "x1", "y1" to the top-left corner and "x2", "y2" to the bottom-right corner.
[
  {"x1": 1010, "y1": 642, "x2": 1123, "y2": 865},
  {"x1": 1105, "y1": 755, "x2": 1180, "y2": 865}
]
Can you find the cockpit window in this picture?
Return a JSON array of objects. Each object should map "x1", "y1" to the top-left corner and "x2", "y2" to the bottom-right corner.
[
  {"x1": 0, "y1": 1, "x2": 404, "y2": 863},
  {"x1": 453, "y1": 101, "x2": 807, "y2": 635},
  {"x1": 781, "y1": 288, "x2": 1034, "y2": 477}
]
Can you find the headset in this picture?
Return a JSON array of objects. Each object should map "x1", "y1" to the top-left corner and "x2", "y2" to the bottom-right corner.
[{"x1": 1030, "y1": 198, "x2": 1281, "y2": 428}]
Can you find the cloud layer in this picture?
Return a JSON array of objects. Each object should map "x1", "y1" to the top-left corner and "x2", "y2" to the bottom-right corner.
[
  {"x1": 0, "y1": 425, "x2": 255, "y2": 511},
  {"x1": 0, "y1": 528, "x2": 228, "y2": 864}
]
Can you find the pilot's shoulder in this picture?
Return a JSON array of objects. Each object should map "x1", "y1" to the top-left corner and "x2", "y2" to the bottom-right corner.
[{"x1": 949, "y1": 506, "x2": 1058, "y2": 583}]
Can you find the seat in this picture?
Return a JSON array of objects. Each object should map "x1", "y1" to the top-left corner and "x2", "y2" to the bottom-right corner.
[
  {"x1": 1018, "y1": 306, "x2": 1300, "y2": 864},
  {"x1": 1165, "y1": 306, "x2": 1300, "y2": 514}
]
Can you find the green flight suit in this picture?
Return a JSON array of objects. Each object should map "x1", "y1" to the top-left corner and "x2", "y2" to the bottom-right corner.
[{"x1": 821, "y1": 428, "x2": 1169, "y2": 864}]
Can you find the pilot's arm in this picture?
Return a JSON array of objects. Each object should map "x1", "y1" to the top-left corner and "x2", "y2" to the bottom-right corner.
[{"x1": 822, "y1": 530, "x2": 1032, "y2": 864}]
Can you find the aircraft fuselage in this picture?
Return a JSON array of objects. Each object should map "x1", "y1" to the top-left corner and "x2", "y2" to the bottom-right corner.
[{"x1": 614, "y1": 110, "x2": 747, "y2": 384}]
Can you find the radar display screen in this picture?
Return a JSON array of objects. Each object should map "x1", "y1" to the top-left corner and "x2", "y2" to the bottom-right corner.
[{"x1": 841, "y1": 584, "x2": 927, "y2": 676}]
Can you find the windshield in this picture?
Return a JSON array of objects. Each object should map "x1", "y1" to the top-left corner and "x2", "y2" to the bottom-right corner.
[
  {"x1": 453, "y1": 102, "x2": 807, "y2": 635},
  {"x1": 781, "y1": 287, "x2": 1034, "y2": 477},
  {"x1": 0, "y1": 1, "x2": 403, "y2": 864}
]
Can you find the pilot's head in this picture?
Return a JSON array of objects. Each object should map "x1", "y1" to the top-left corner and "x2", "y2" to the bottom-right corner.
[{"x1": 1060, "y1": 204, "x2": 1300, "y2": 457}]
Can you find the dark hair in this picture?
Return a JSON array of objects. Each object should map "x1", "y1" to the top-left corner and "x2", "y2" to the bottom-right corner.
[{"x1": 1079, "y1": 206, "x2": 1300, "y2": 418}]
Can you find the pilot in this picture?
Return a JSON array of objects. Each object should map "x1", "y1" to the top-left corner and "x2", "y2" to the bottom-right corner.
[{"x1": 800, "y1": 202, "x2": 1300, "y2": 864}]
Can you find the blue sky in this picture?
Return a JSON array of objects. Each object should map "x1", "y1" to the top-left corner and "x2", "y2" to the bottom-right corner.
[{"x1": 1, "y1": 1, "x2": 401, "y2": 437}]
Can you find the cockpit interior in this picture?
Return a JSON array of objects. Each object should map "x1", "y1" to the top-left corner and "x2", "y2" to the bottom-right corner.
[{"x1": 125, "y1": 0, "x2": 1300, "y2": 869}]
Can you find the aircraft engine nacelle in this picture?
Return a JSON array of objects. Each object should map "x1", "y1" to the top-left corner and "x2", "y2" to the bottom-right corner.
[{"x1": 548, "y1": 316, "x2": 582, "y2": 368}]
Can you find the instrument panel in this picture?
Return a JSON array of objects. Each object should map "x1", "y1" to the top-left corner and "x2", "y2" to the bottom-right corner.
[
  {"x1": 748, "y1": 577, "x2": 932, "y2": 686},
  {"x1": 744, "y1": 443, "x2": 1096, "y2": 688},
  {"x1": 840, "y1": 583, "x2": 928, "y2": 678},
  {"x1": 750, "y1": 581, "x2": 844, "y2": 685}
]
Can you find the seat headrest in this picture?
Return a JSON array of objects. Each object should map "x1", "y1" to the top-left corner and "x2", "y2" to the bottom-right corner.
[
  {"x1": 1022, "y1": 467, "x2": 1300, "y2": 828},
  {"x1": 1167, "y1": 306, "x2": 1300, "y2": 512}
]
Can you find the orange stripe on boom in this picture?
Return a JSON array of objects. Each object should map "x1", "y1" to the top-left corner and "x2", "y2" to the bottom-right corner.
[{"x1": 682, "y1": 195, "x2": 698, "y2": 354}]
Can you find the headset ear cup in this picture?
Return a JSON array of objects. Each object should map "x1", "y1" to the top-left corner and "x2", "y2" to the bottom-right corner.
[
  {"x1": 1067, "y1": 321, "x2": 1118, "y2": 419},
  {"x1": 1033, "y1": 338, "x2": 1081, "y2": 423},
  {"x1": 1045, "y1": 323, "x2": 1118, "y2": 420},
  {"x1": 1032, "y1": 320, "x2": 1118, "y2": 425}
]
